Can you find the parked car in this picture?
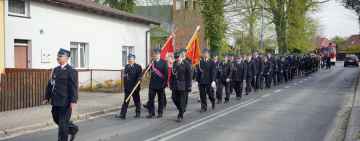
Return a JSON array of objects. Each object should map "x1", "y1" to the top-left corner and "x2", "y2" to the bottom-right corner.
[{"x1": 344, "y1": 55, "x2": 359, "y2": 67}]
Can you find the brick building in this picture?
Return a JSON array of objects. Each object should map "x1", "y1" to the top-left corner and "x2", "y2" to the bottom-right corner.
[
  {"x1": 345, "y1": 34, "x2": 360, "y2": 48},
  {"x1": 136, "y1": 0, "x2": 206, "y2": 50},
  {"x1": 172, "y1": 0, "x2": 206, "y2": 50}
]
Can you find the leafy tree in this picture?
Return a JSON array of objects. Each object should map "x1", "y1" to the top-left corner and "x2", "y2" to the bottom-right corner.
[
  {"x1": 331, "y1": 36, "x2": 347, "y2": 52},
  {"x1": 243, "y1": 0, "x2": 261, "y2": 52},
  {"x1": 199, "y1": 0, "x2": 227, "y2": 56},
  {"x1": 234, "y1": 31, "x2": 255, "y2": 55},
  {"x1": 342, "y1": 0, "x2": 360, "y2": 31},
  {"x1": 264, "y1": 0, "x2": 328, "y2": 54},
  {"x1": 235, "y1": 0, "x2": 262, "y2": 52},
  {"x1": 287, "y1": 0, "x2": 306, "y2": 53},
  {"x1": 287, "y1": 0, "x2": 321, "y2": 53},
  {"x1": 331, "y1": 36, "x2": 346, "y2": 47},
  {"x1": 96, "y1": 0, "x2": 136, "y2": 13},
  {"x1": 341, "y1": 45, "x2": 360, "y2": 53},
  {"x1": 264, "y1": 0, "x2": 288, "y2": 54}
]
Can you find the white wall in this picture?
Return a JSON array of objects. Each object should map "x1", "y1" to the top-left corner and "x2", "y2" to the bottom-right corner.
[{"x1": 5, "y1": 0, "x2": 150, "y2": 69}]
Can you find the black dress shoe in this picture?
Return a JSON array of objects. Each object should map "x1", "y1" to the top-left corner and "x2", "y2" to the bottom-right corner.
[
  {"x1": 211, "y1": 102, "x2": 215, "y2": 110},
  {"x1": 146, "y1": 115, "x2": 155, "y2": 119},
  {"x1": 224, "y1": 100, "x2": 229, "y2": 104},
  {"x1": 200, "y1": 109, "x2": 207, "y2": 113},
  {"x1": 176, "y1": 117, "x2": 183, "y2": 122},
  {"x1": 134, "y1": 113, "x2": 141, "y2": 118},
  {"x1": 115, "y1": 114, "x2": 126, "y2": 120},
  {"x1": 69, "y1": 127, "x2": 79, "y2": 141},
  {"x1": 70, "y1": 134, "x2": 76, "y2": 141},
  {"x1": 157, "y1": 114, "x2": 163, "y2": 118}
]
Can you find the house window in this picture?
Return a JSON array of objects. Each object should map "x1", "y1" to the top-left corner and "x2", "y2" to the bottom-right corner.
[
  {"x1": 70, "y1": 42, "x2": 89, "y2": 68},
  {"x1": 8, "y1": 0, "x2": 30, "y2": 17},
  {"x1": 122, "y1": 46, "x2": 135, "y2": 67},
  {"x1": 176, "y1": 0, "x2": 182, "y2": 10}
]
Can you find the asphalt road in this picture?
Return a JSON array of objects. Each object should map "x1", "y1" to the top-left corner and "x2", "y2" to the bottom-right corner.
[{"x1": 4, "y1": 64, "x2": 359, "y2": 141}]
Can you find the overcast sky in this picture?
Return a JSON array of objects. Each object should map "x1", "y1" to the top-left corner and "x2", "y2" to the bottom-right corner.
[{"x1": 312, "y1": 0, "x2": 359, "y2": 39}]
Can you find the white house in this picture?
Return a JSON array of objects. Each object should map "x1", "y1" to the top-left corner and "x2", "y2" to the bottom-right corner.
[{"x1": 4, "y1": 0, "x2": 159, "y2": 70}]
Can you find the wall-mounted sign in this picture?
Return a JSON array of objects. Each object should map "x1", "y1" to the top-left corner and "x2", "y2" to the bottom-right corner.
[{"x1": 41, "y1": 48, "x2": 51, "y2": 63}]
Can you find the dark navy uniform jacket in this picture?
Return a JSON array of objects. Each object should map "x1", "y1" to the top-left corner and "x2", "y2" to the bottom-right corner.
[
  {"x1": 216, "y1": 61, "x2": 232, "y2": 83},
  {"x1": 170, "y1": 60, "x2": 192, "y2": 92},
  {"x1": 263, "y1": 61, "x2": 272, "y2": 76},
  {"x1": 46, "y1": 64, "x2": 78, "y2": 107},
  {"x1": 231, "y1": 61, "x2": 246, "y2": 82},
  {"x1": 124, "y1": 63, "x2": 142, "y2": 93},
  {"x1": 195, "y1": 58, "x2": 216, "y2": 85},
  {"x1": 245, "y1": 59, "x2": 256, "y2": 79},
  {"x1": 149, "y1": 59, "x2": 168, "y2": 90},
  {"x1": 254, "y1": 56, "x2": 262, "y2": 76}
]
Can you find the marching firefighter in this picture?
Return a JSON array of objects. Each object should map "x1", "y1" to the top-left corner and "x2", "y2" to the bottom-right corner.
[
  {"x1": 170, "y1": 49, "x2": 192, "y2": 122},
  {"x1": 44, "y1": 48, "x2": 79, "y2": 141},
  {"x1": 229, "y1": 53, "x2": 236, "y2": 95},
  {"x1": 116, "y1": 54, "x2": 142, "y2": 120},
  {"x1": 277, "y1": 56, "x2": 285, "y2": 84},
  {"x1": 253, "y1": 52, "x2": 263, "y2": 91},
  {"x1": 263, "y1": 57, "x2": 272, "y2": 88},
  {"x1": 283, "y1": 56, "x2": 290, "y2": 82},
  {"x1": 195, "y1": 48, "x2": 216, "y2": 112},
  {"x1": 213, "y1": 54, "x2": 221, "y2": 103},
  {"x1": 146, "y1": 48, "x2": 168, "y2": 118},
  {"x1": 267, "y1": 53, "x2": 277, "y2": 86},
  {"x1": 231, "y1": 55, "x2": 246, "y2": 100},
  {"x1": 215, "y1": 54, "x2": 232, "y2": 104},
  {"x1": 245, "y1": 54, "x2": 255, "y2": 95}
]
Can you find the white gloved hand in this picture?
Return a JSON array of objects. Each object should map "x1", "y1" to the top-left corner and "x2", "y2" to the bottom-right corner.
[
  {"x1": 193, "y1": 81, "x2": 198, "y2": 86},
  {"x1": 226, "y1": 78, "x2": 230, "y2": 82},
  {"x1": 211, "y1": 81, "x2": 216, "y2": 88}
]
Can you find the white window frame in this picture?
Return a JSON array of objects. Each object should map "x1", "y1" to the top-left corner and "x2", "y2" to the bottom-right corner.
[
  {"x1": 8, "y1": 0, "x2": 30, "y2": 18},
  {"x1": 176, "y1": 0, "x2": 182, "y2": 10},
  {"x1": 70, "y1": 42, "x2": 89, "y2": 68},
  {"x1": 122, "y1": 46, "x2": 135, "y2": 67}
]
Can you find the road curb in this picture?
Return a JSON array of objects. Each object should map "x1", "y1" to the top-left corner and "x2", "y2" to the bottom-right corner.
[
  {"x1": 0, "y1": 106, "x2": 121, "y2": 140},
  {"x1": 345, "y1": 70, "x2": 360, "y2": 141},
  {"x1": 0, "y1": 90, "x2": 200, "y2": 140}
]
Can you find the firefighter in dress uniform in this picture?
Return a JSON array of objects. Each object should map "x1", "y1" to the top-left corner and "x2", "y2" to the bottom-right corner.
[
  {"x1": 44, "y1": 48, "x2": 79, "y2": 141},
  {"x1": 213, "y1": 55, "x2": 223, "y2": 103},
  {"x1": 116, "y1": 54, "x2": 142, "y2": 120},
  {"x1": 245, "y1": 54, "x2": 255, "y2": 95},
  {"x1": 146, "y1": 48, "x2": 168, "y2": 118},
  {"x1": 231, "y1": 55, "x2": 246, "y2": 100},
  {"x1": 252, "y1": 52, "x2": 262, "y2": 91},
  {"x1": 216, "y1": 54, "x2": 232, "y2": 104},
  {"x1": 195, "y1": 48, "x2": 216, "y2": 112},
  {"x1": 263, "y1": 57, "x2": 272, "y2": 88},
  {"x1": 170, "y1": 49, "x2": 192, "y2": 122}
]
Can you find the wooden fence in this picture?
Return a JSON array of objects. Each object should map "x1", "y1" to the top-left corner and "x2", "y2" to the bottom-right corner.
[
  {"x1": 0, "y1": 69, "x2": 51, "y2": 112},
  {"x1": 0, "y1": 68, "x2": 151, "y2": 112}
]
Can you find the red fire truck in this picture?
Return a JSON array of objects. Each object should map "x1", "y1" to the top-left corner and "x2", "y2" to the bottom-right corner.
[{"x1": 320, "y1": 42, "x2": 336, "y2": 65}]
